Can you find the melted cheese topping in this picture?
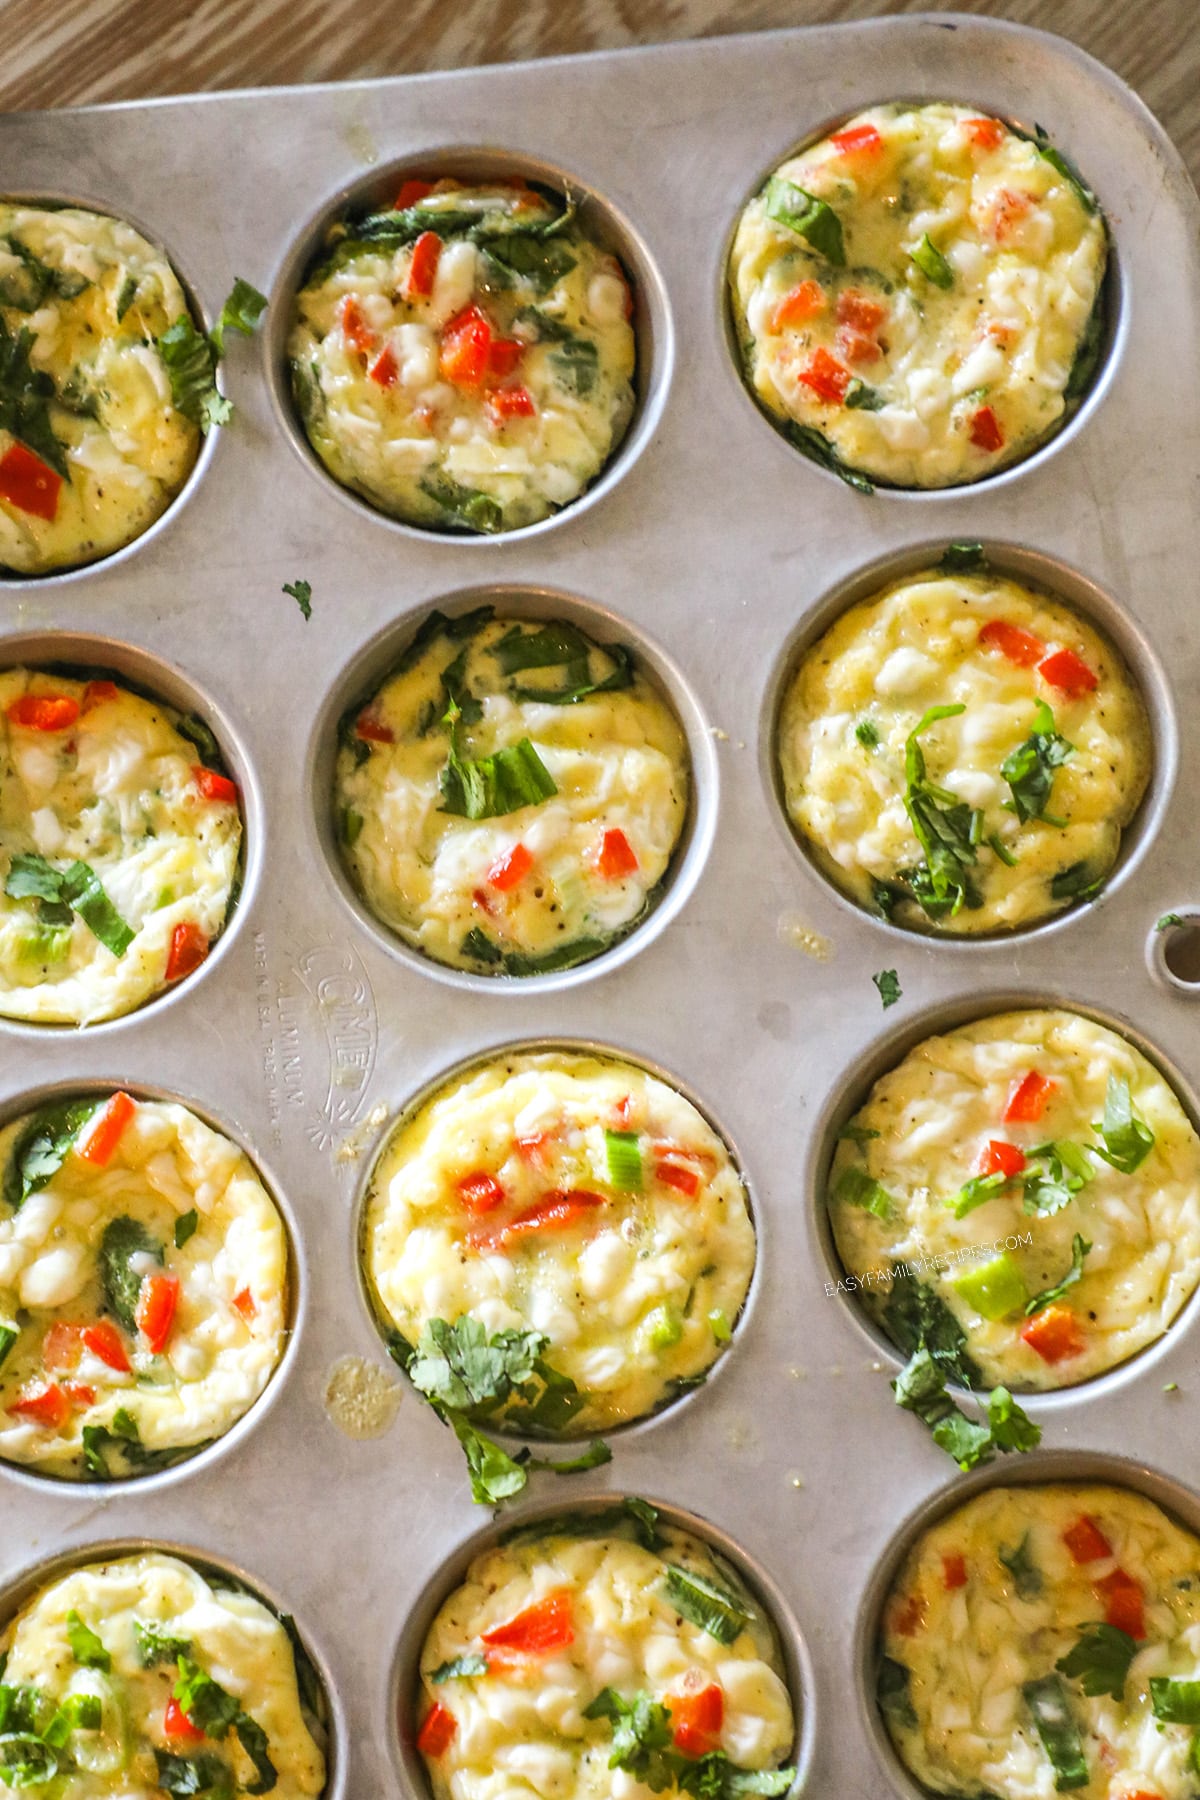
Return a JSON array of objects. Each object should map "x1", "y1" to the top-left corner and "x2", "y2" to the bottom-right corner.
[
  {"x1": 0, "y1": 1096, "x2": 288, "y2": 1479},
  {"x1": 830, "y1": 1010, "x2": 1200, "y2": 1389},
  {"x1": 729, "y1": 104, "x2": 1106, "y2": 487},
  {"x1": 363, "y1": 1051, "x2": 755, "y2": 1431},
  {"x1": 0, "y1": 668, "x2": 242, "y2": 1024},
  {"x1": 418, "y1": 1519, "x2": 794, "y2": 1800},
  {"x1": 777, "y1": 570, "x2": 1150, "y2": 934},
  {"x1": 0, "y1": 1552, "x2": 325, "y2": 1797},
  {"x1": 335, "y1": 613, "x2": 689, "y2": 975},
  {"x1": 882, "y1": 1483, "x2": 1200, "y2": 1800},
  {"x1": 0, "y1": 205, "x2": 201, "y2": 574},
  {"x1": 288, "y1": 181, "x2": 636, "y2": 533}
]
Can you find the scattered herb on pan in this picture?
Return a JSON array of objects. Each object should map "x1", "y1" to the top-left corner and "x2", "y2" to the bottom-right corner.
[
  {"x1": 872, "y1": 968, "x2": 901, "y2": 1009},
  {"x1": 283, "y1": 578, "x2": 312, "y2": 621},
  {"x1": 883, "y1": 1279, "x2": 1039, "y2": 1470},
  {"x1": 158, "y1": 276, "x2": 268, "y2": 432}
]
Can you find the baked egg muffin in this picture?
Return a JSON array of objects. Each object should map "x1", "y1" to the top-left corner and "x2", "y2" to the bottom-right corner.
[
  {"x1": 0, "y1": 666, "x2": 242, "y2": 1024},
  {"x1": 880, "y1": 1482, "x2": 1200, "y2": 1800},
  {"x1": 829, "y1": 1009, "x2": 1200, "y2": 1390},
  {"x1": 288, "y1": 178, "x2": 636, "y2": 533},
  {"x1": 415, "y1": 1504, "x2": 795, "y2": 1800},
  {"x1": 363, "y1": 1050, "x2": 755, "y2": 1433},
  {"x1": 335, "y1": 606, "x2": 689, "y2": 976},
  {"x1": 0, "y1": 1550, "x2": 325, "y2": 1796},
  {"x1": 0, "y1": 1092, "x2": 288, "y2": 1479},
  {"x1": 777, "y1": 563, "x2": 1150, "y2": 934},
  {"x1": 729, "y1": 104, "x2": 1107, "y2": 488},
  {"x1": 0, "y1": 203, "x2": 203, "y2": 574}
]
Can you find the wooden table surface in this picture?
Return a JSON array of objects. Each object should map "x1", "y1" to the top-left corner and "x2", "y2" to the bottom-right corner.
[{"x1": 0, "y1": 0, "x2": 1195, "y2": 180}]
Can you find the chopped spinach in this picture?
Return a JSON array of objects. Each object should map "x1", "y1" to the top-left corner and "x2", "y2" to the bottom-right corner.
[
  {"x1": 4, "y1": 1097, "x2": 95, "y2": 1209},
  {"x1": 909, "y1": 234, "x2": 954, "y2": 288},
  {"x1": 1023, "y1": 1674, "x2": 1088, "y2": 1789},
  {"x1": 939, "y1": 541, "x2": 986, "y2": 575},
  {"x1": 661, "y1": 1564, "x2": 752, "y2": 1644},
  {"x1": 1092, "y1": 1073, "x2": 1155, "y2": 1173},
  {"x1": 99, "y1": 1215, "x2": 163, "y2": 1331},
  {"x1": 1001, "y1": 701, "x2": 1073, "y2": 823},
  {"x1": 0, "y1": 312, "x2": 68, "y2": 475},
  {"x1": 877, "y1": 1656, "x2": 918, "y2": 1729},
  {"x1": 1024, "y1": 1234, "x2": 1091, "y2": 1316},
  {"x1": 438, "y1": 702, "x2": 558, "y2": 820},
  {"x1": 418, "y1": 470, "x2": 504, "y2": 533},
  {"x1": 998, "y1": 1534, "x2": 1043, "y2": 1599},
  {"x1": 764, "y1": 177, "x2": 845, "y2": 265}
]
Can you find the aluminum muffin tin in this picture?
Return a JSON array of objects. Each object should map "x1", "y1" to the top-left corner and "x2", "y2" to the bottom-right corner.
[{"x1": 1, "y1": 15, "x2": 1199, "y2": 1796}]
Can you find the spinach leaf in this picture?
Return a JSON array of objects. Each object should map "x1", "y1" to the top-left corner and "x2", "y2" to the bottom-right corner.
[
  {"x1": 781, "y1": 416, "x2": 874, "y2": 493},
  {"x1": 520, "y1": 1438, "x2": 612, "y2": 1475},
  {"x1": 661, "y1": 1564, "x2": 752, "y2": 1645},
  {"x1": 81, "y1": 1408, "x2": 196, "y2": 1480},
  {"x1": 1065, "y1": 287, "x2": 1105, "y2": 403},
  {"x1": 909, "y1": 234, "x2": 954, "y2": 288},
  {"x1": 877, "y1": 1656, "x2": 918, "y2": 1729},
  {"x1": 4, "y1": 1097, "x2": 95, "y2": 1209},
  {"x1": 175, "y1": 1210, "x2": 199, "y2": 1249},
  {"x1": 1031, "y1": 125, "x2": 1099, "y2": 214},
  {"x1": 1000, "y1": 701, "x2": 1073, "y2": 823},
  {"x1": 500, "y1": 1497, "x2": 661, "y2": 1551},
  {"x1": 844, "y1": 378, "x2": 884, "y2": 410},
  {"x1": 873, "y1": 968, "x2": 901, "y2": 1009},
  {"x1": 1024, "y1": 1234, "x2": 1091, "y2": 1316},
  {"x1": 764, "y1": 177, "x2": 845, "y2": 265},
  {"x1": 429, "y1": 1653, "x2": 488, "y2": 1684},
  {"x1": 99, "y1": 1215, "x2": 163, "y2": 1331},
  {"x1": 418, "y1": 471, "x2": 504, "y2": 533},
  {"x1": 280, "y1": 1614, "x2": 322, "y2": 1721},
  {"x1": 460, "y1": 926, "x2": 504, "y2": 966},
  {"x1": 7, "y1": 853, "x2": 134, "y2": 955},
  {"x1": 158, "y1": 315, "x2": 231, "y2": 432},
  {"x1": 897, "y1": 703, "x2": 983, "y2": 920},
  {"x1": 998, "y1": 1534, "x2": 1043, "y2": 1599},
  {"x1": 939, "y1": 541, "x2": 986, "y2": 575},
  {"x1": 1056, "y1": 1622, "x2": 1137, "y2": 1698},
  {"x1": 1092, "y1": 1073, "x2": 1154, "y2": 1173},
  {"x1": 883, "y1": 1278, "x2": 980, "y2": 1389},
  {"x1": 154, "y1": 1750, "x2": 234, "y2": 1797},
  {"x1": 0, "y1": 1322, "x2": 16, "y2": 1367},
  {"x1": 173, "y1": 1659, "x2": 276, "y2": 1792},
  {"x1": 174, "y1": 714, "x2": 225, "y2": 771},
  {"x1": 439, "y1": 702, "x2": 557, "y2": 819},
  {"x1": 135, "y1": 1619, "x2": 192, "y2": 1667},
  {"x1": 1050, "y1": 862, "x2": 1103, "y2": 902},
  {"x1": 482, "y1": 234, "x2": 577, "y2": 294},
  {"x1": 584, "y1": 1687, "x2": 796, "y2": 1797},
  {"x1": 0, "y1": 313, "x2": 68, "y2": 476},
  {"x1": 1023, "y1": 1675, "x2": 1088, "y2": 1790},
  {"x1": 66, "y1": 1609, "x2": 110, "y2": 1670}
]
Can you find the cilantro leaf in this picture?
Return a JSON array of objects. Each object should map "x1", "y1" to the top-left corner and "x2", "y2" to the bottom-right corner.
[
  {"x1": 4, "y1": 1097, "x2": 96, "y2": 1209},
  {"x1": 1024, "y1": 1234, "x2": 1091, "y2": 1316},
  {"x1": 154, "y1": 1750, "x2": 235, "y2": 1798},
  {"x1": 209, "y1": 278, "x2": 268, "y2": 357},
  {"x1": 449, "y1": 1412, "x2": 528, "y2": 1504},
  {"x1": 1092, "y1": 1074, "x2": 1154, "y2": 1173},
  {"x1": 283, "y1": 579, "x2": 312, "y2": 621},
  {"x1": 892, "y1": 1348, "x2": 1040, "y2": 1471},
  {"x1": 872, "y1": 969, "x2": 901, "y2": 1010},
  {"x1": 987, "y1": 1385, "x2": 1041, "y2": 1452},
  {"x1": 882, "y1": 1279, "x2": 980, "y2": 1390},
  {"x1": 1001, "y1": 701, "x2": 1073, "y2": 823},
  {"x1": 1056, "y1": 1622, "x2": 1137, "y2": 1698},
  {"x1": 584, "y1": 1687, "x2": 796, "y2": 1797},
  {"x1": 173, "y1": 1659, "x2": 241, "y2": 1736},
  {"x1": 408, "y1": 1318, "x2": 547, "y2": 1414}
]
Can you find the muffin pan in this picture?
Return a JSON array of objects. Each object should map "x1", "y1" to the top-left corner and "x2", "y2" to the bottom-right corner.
[{"x1": 0, "y1": 15, "x2": 1198, "y2": 1797}]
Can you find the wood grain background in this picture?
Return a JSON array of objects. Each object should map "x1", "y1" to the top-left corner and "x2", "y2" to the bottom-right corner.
[{"x1": 0, "y1": 0, "x2": 1195, "y2": 179}]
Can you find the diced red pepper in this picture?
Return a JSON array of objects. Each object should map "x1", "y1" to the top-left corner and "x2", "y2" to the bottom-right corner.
[
  {"x1": 339, "y1": 296, "x2": 376, "y2": 354},
  {"x1": 8, "y1": 1382, "x2": 70, "y2": 1429},
  {"x1": 6, "y1": 693, "x2": 80, "y2": 731},
  {"x1": 487, "y1": 843, "x2": 534, "y2": 890},
  {"x1": 395, "y1": 178, "x2": 434, "y2": 210},
  {"x1": 969, "y1": 405, "x2": 1005, "y2": 452},
  {"x1": 830, "y1": 122, "x2": 884, "y2": 158},
  {"x1": 405, "y1": 230, "x2": 442, "y2": 299},
  {"x1": 770, "y1": 280, "x2": 825, "y2": 332},
  {"x1": 834, "y1": 326, "x2": 881, "y2": 366},
  {"x1": 471, "y1": 887, "x2": 497, "y2": 917},
  {"x1": 165, "y1": 921, "x2": 209, "y2": 983},
  {"x1": 42, "y1": 1323, "x2": 85, "y2": 1372},
  {"x1": 78, "y1": 1091, "x2": 137, "y2": 1167},
  {"x1": 656, "y1": 1159, "x2": 700, "y2": 1198},
  {"x1": 978, "y1": 620, "x2": 1045, "y2": 667},
  {"x1": 1004, "y1": 1071, "x2": 1057, "y2": 1124},
  {"x1": 482, "y1": 1591, "x2": 574, "y2": 1654},
  {"x1": 798, "y1": 347, "x2": 852, "y2": 405},
  {"x1": 355, "y1": 711, "x2": 394, "y2": 744},
  {"x1": 1096, "y1": 1568, "x2": 1145, "y2": 1640},
  {"x1": 486, "y1": 385, "x2": 537, "y2": 426},
  {"x1": 368, "y1": 345, "x2": 399, "y2": 388},
  {"x1": 456, "y1": 1171, "x2": 506, "y2": 1215},
  {"x1": 0, "y1": 442, "x2": 63, "y2": 522},
  {"x1": 136, "y1": 1273, "x2": 179, "y2": 1354},
  {"x1": 977, "y1": 1139, "x2": 1027, "y2": 1179},
  {"x1": 668, "y1": 1683, "x2": 724, "y2": 1758},
  {"x1": 515, "y1": 1131, "x2": 554, "y2": 1167},
  {"x1": 1063, "y1": 1515, "x2": 1113, "y2": 1564},
  {"x1": 989, "y1": 187, "x2": 1033, "y2": 240},
  {"x1": 164, "y1": 1696, "x2": 205, "y2": 1743},
  {"x1": 892, "y1": 1592, "x2": 926, "y2": 1637},
  {"x1": 81, "y1": 680, "x2": 118, "y2": 712},
  {"x1": 81, "y1": 1320, "x2": 132, "y2": 1374},
  {"x1": 191, "y1": 765, "x2": 238, "y2": 805},
  {"x1": 232, "y1": 1287, "x2": 257, "y2": 1323},
  {"x1": 836, "y1": 290, "x2": 887, "y2": 334},
  {"x1": 963, "y1": 117, "x2": 1007, "y2": 150},
  {"x1": 470, "y1": 1189, "x2": 606, "y2": 1252},
  {"x1": 439, "y1": 304, "x2": 493, "y2": 389},
  {"x1": 942, "y1": 1553, "x2": 968, "y2": 1591},
  {"x1": 416, "y1": 1703, "x2": 457, "y2": 1758},
  {"x1": 63, "y1": 1383, "x2": 95, "y2": 1408},
  {"x1": 1021, "y1": 1305, "x2": 1086, "y2": 1365},
  {"x1": 594, "y1": 828, "x2": 638, "y2": 881},
  {"x1": 1038, "y1": 647, "x2": 1099, "y2": 697},
  {"x1": 487, "y1": 338, "x2": 524, "y2": 379}
]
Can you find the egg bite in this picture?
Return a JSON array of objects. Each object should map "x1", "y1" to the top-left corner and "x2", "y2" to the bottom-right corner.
[
  {"x1": 728, "y1": 104, "x2": 1107, "y2": 488},
  {"x1": 0, "y1": 1092, "x2": 288, "y2": 1480},
  {"x1": 0, "y1": 666, "x2": 242, "y2": 1024},
  {"x1": 415, "y1": 1505, "x2": 795, "y2": 1800},
  {"x1": 777, "y1": 565, "x2": 1150, "y2": 934},
  {"x1": 362, "y1": 1050, "x2": 755, "y2": 1433},
  {"x1": 829, "y1": 1009, "x2": 1200, "y2": 1390},
  {"x1": 0, "y1": 203, "x2": 203, "y2": 574},
  {"x1": 288, "y1": 178, "x2": 636, "y2": 533},
  {"x1": 335, "y1": 607, "x2": 689, "y2": 976},
  {"x1": 880, "y1": 1482, "x2": 1200, "y2": 1799},
  {"x1": 0, "y1": 1550, "x2": 326, "y2": 1796}
]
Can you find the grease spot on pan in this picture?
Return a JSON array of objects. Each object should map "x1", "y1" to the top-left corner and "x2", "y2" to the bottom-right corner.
[
  {"x1": 777, "y1": 913, "x2": 833, "y2": 960},
  {"x1": 323, "y1": 1355, "x2": 401, "y2": 1439}
]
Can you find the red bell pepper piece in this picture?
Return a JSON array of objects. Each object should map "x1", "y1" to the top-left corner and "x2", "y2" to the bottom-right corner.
[
  {"x1": 969, "y1": 405, "x2": 1005, "y2": 451},
  {"x1": 6, "y1": 693, "x2": 80, "y2": 731},
  {"x1": 136, "y1": 1273, "x2": 179, "y2": 1354},
  {"x1": 770, "y1": 280, "x2": 824, "y2": 332},
  {"x1": 656, "y1": 1159, "x2": 700, "y2": 1198},
  {"x1": 8, "y1": 1383, "x2": 70, "y2": 1428},
  {"x1": 798, "y1": 347, "x2": 852, "y2": 405},
  {"x1": 668, "y1": 1683, "x2": 724, "y2": 1758},
  {"x1": 487, "y1": 337, "x2": 524, "y2": 379},
  {"x1": 368, "y1": 345, "x2": 399, "y2": 388},
  {"x1": 830, "y1": 122, "x2": 884, "y2": 157},
  {"x1": 165, "y1": 921, "x2": 209, "y2": 983},
  {"x1": 836, "y1": 290, "x2": 887, "y2": 334},
  {"x1": 63, "y1": 1383, "x2": 95, "y2": 1408},
  {"x1": 405, "y1": 230, "x2": 442, "y2": 299},
  {"x1": 471, "y1": 1189, "x2": 606, "y2": 1252},
  {"x1": 164, "y1": 1696, "x2": 205, "y2": 1743},
  {"x1": 232, "y1": 1287, "x2": 257, "y2": 1323},
  {"x1": 77, "y1": 1091, "x2": 137, "y2": 1167},
  {"x1": 192, "y1": 765, "x2": 238, "y2": 805},
  {"x1": 81, "y1": 1320, "x2": 132, "y2": 1374},
  {"x1": 457, "y1": 1171, "x2": 506, "y2": 1215},
  {"x1": 941, "y1": 1553, "x2": 968, "y2": 1590},
  {"x1": 977, "y1": 1140, "x2": 1026, "y2": 1179},
  {"x1": 355, "y1": 711, "x2": 394, "y2": 744},
  {"x1": 595, "y1": 828, "x2": 638, "y2": 880},
  {"x1": 978, "y1": 620, "x2": 1045, "y2": 666},
  {"x1": 81, "y1": 680, "x2": 118, "y2": 712},
  {"x1": 1021, "y1": 1305, "x2": 1085, "y2": 1364},
  {"x1": 486, "y1": 386, "x2": 536, "y2": 426},
  {"x1": 487, "y1": 843, "x2": 534, "y2": 890},
  {"x1": 395, "y1": 178, "x2": 434, "y2": 210},
  {"x1": 482, "y1": 1591, "x2": 574, "y2": 1654},
  {"x1": 1004, "y1": 1071, "x2": 1057, "y2": 1123},
  {"x1": 891, "y1": 1592, "x2": 926, "y2": 1637},
  {"x1": 963, "y1": 117, "x2": 1006, "y2": 150},
  {"x1": 835, "y1": 327, "x2": 881, "y2": 366},
  {"x1": 339, "y1": 297, "x2": 375, "y2": 353},
  {"x1": 1038, "y1": 647, "x2": 1099, "y2": 697},
  {"x1": 1062, "y1": 1515, "x2": 1113, "y2": 1564},
  {"x1": 0, "y1": 442, "x2": 63, "y2": 521},
  {"x1": 1096, "y1": 1568, "x2": 1145, "y2": 1639},
  {"x1": 439, "y1": 305, "x2": 493, "y2": 389},
  {"x1": 416, "y1": 1703, "x2": 456, "y2": 1757},
  {"x1": 42, "y1": 1323, "x2": 85, "y2": 1371}
]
